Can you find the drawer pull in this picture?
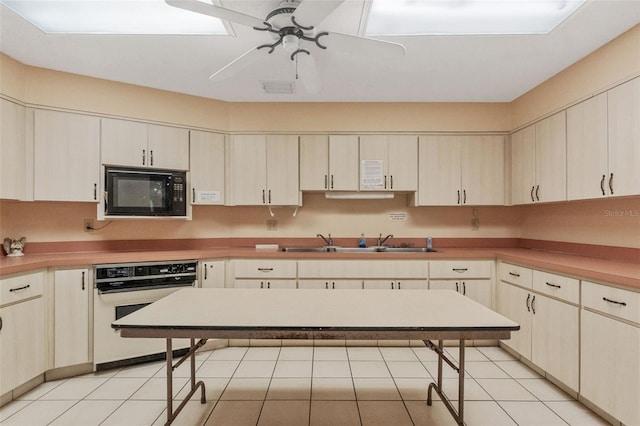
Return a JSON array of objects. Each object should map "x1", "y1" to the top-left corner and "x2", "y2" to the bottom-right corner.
[
  {"x1": 603, "y1": 297, "x2": 626, "y2": 307},
  {"x1": 545, "y1": 282, "x2": 561, "y2": 289},
  {"x1": 257, "y1": 268, "x2": 274, "y2": 272},
  {"x1": 509, "y1": 272, "x2": 520, "y2": 277},
  {"x1": 9, "y1": 284, "x2": 30, "y2": 292},
  {"x1": 452, "y1": 268, "x2": 468, "y2": 273}
]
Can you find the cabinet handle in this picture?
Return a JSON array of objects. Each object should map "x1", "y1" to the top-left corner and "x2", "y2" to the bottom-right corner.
[
  {"x1": 463, "y1": 189, "x2": 467, "y2": 204},
  {"x1": 142, "y1": 149, "x2": 146, "y2": 165},
  {"x1": 398, "y1": 282, "x2": 401, "y2": 290},
  {"x1": 509, "y1": 272, "x2": 520, "y2": 278},
  {"x1": 267, "y1": 282, "x2": 270, "y2": 289},
  {"x1": 94, "y1": 183, "x2": 97, "y2": 200},
  {"x1": 455, "y1": 282, "x2": 459, "y2": 292},
  {"x1": 390, "y1": 175, "x2": 394, "y2": 189},
  {"x1": 9, "y1": 284, "x2": 30, "y2": 292},
  {"x1": 332, "y1": 282, "x2": 335, "y2": 289},
  {"x1": 268, "y1": 189, "x2": 271, "y2": 204},
  {"x1": 257, "y1": 268, "x2": 274, "y2": 272},
  {"x1": 457, "y1": 190, "x2": 460, "y2": 205},
  {"x1": 452, "y1": 268, "x2": 468, "y2": 273},
  {"x1": 462, "y1": 281, "x2": 466, "y2": 295},
  {"x1": 391, "y1": 282, "x2": 394, "y2": 289},
  {"x1": 535, "y1": 185, "x2": 540, "y2": 201},
  {"x1": 150, "y1": 150, "x2": 154, "y2": 166},
  {"x1": 526, "y1": 293, "x2": 531, "y2": 312},
  {"x1": 600, "y1": 174, "x2": 606, "y2": 196},
  {"x1": 531, "y1": 295, "x2": 536, "y2": 314},
  {"x1": 81, "y1": 271, "x2": 85, "y2": 290},
  {"x1": 603, "y1": 297, "x2": 626, "y2": 307},
  {"x1": 384, "y1": 175, "x2": 387, "y2": 190},
  {"x1": 192, "y1": 188, "x2": 195, "y2": 201},
  {"x1": 0, "y1": 316, "x2": 2, "y2": 331},
  {"x1": 260, "y1": 282, "x2": 264, "y2": 289},
  {"x1": 204, "y1": 264, "x2": 208, "y2": 280},
  {"x1": 324, "y1": 175, "x2": 328, "y2": 189},
  {"x1": 609, "y1": 173, "x2": 614, "y2": 195},
  {"x1": 325, "y1": 282, "x2": 328, "y2": 289},
  {"x1": 530, "y1": 186, "x2": 535, "y2": 202},
  {"x1": 545, "y1": 282, "x2": 561, "y2": 289},
  {"x1": 262, "y1": 190, "x2": 266, "y2": 204},
  {"x1": 331, "y1": 175, "x2": 334, "y2": 189}
]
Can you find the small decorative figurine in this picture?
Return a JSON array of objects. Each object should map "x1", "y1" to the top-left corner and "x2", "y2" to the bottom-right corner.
[{"x1": 3, "y1": 237, "x2": 26, "y2": 257}]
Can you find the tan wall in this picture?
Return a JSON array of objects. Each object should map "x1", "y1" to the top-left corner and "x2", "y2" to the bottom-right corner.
[{"x1": 1, "y1": 25, "x2": 639, "y2": 249}]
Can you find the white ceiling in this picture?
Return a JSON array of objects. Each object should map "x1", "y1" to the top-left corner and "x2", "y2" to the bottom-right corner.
[{"x1": 1, "y1": 0, "x2": 639, "y2": 103}]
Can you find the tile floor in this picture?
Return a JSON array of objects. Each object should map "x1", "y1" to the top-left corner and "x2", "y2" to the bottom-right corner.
[{"x1": 0, "y1": 346, "x2": 610, "y2": 426}]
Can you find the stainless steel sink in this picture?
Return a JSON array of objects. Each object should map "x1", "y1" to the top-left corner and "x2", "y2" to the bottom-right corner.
[
  {"x1": 281, "y1": 247, "x2": 336, "y2": 252},
  {"x1": 282, "y1": 246, "x2": 437, "y2": 253},
  {"x1": 382, "y1": 247, "x2": 438, "y2": 253}
]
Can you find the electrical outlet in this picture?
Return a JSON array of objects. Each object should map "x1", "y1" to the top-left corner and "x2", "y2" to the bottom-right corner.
[
  {"x1": 84, "y1": 219, "x2": 94, "y2": 232},
  {"x1": 266, "y1": 219, "x2": 278, "y2": 231}
]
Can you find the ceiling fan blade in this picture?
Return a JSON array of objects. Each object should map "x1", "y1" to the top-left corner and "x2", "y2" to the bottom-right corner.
[
  {"x1": 322, "y1": 32, "x2": 406, "y2": 59},
  {"x1": 291, "y1": 0, "x2": 345, "y2": 29},
  {"x1": 210, "y1": 47, "x2": 265, "y2": 81},
  {"x1": 295, "y1": 52, "x2": 323, "y2": 94},
  {"x1": 165, "y1": 0, "x2": 265, "y2": 28}
]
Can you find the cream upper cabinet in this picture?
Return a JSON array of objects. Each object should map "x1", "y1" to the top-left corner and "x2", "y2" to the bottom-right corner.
[
  {"x1": 328, "y1": 135, "x2": 359, "y2": 191},
  {"x1": 101, "y1": 118, "x2": 189, "y2": 170},
  {"x1": 299, "y1": 134, "x2": 359, "y2": 191},
  {"x1": 229, "y1": 134, "x2": 299, "y2": 205},
  {"x1": 34, "y1": 109, "x2": 100, "y2": 202},
  {"x1": 607, "y1": 78, "x2": 640, "y2": 198},
  {"x1": 189, "y1": 130, "x2": 225, "y2": 205},
  {"x1": 511, "y1": 112, "x2": 567, "y2": 205},
  {"x1": 0, "y1": 99, "x2": 26, "y2": 200},
  {"x1": 53, "y1": 268, "x2": 90, "y2": 368},
  {"x1": 299, "y1": 135, "x2": 329, "y2": 191},
  {"x1": 418, "y1": 135, "x2": 504, "y2": 206},
  {"x1": 568, "y1": 78, "x2": 640, "y2": 200},
  {"x1": 359, "y1": 135, "x2": 417, "y2": 191}
]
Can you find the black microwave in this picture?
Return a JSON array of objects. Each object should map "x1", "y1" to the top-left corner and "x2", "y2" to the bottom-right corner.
[{"x1": 105, "y1": 168, "x2": 187, "y2": 217}]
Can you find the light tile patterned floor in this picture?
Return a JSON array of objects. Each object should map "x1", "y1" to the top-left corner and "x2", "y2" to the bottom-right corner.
[{"x1": 0, "y1": 346, "x2": 610, "y2": 426}]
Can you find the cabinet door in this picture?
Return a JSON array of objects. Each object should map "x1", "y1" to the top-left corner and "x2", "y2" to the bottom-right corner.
[
  {"x1": 510, "y1": 126, "x2": 536, "y2": 205},
  {"x1": 234, "y1": 280, "x2": 296, "y2": 289},
  {"x1": 388, "y1": 135, "x2": 418, "y2": 191},
  {"x1": 229, "y1": 135, "x2": 267, "y2": 205},
  {"x1": 418, "y1": 135, "x2": 461, "y2": 205},
  {"x1": 101, "y1": 118, "x2": 148, "y2": 167},
  {"x1": 147, "y1": 124, "x2": 189, "y2": 170},
  {"x1": 364, "y1": 280, "x2": 396, "y2": 290},
  {"x1": 530, "y1": 294, "x2": 578, "y2": 391},
  {"x1": 190, "y1": 131, "x2": 225, "y2": 205},
  {"x1": 299, "y1": 135, "x2": 329, "y2": 191},
  {"x1": 0, "y1": 99, "x2": 26, "y2": 200},
  {"x1": 497, "y1": 282, "x2": 531, "y2": 358},
  {"x1": 535, "y1": 111, "x2": 567, "y2": 203},
  {"x1": 430, "y1": 280, "x2": 491, "y2": 308},
  {"x1": 462, "y1": 135, "x2": 504, "y2": 205},
  {"x1": 0, "y1": 297, "x2": 45, "y2": 394},
  {"x1": 567, "y1": 93, "x2": 608, "y2": 200},
  {"x1": 328, "y1": 135, "x2": 359, "y2": 191},
  {"x1": 54, "y1": 269, "x2": 90, "y2": 368},
  {"x1": 607, "y1": 78, "x2": 640, "y2": 197},
  {"x1": 200, "y1": 260, "x2": 226, "y2": 288},
  {"x1": 266, "y1": 135, "x2": 299, "y2": 205},
  {"x1": 34, "y1": 109, "x2": 100, "y2": 202},
  {"x1": 581, "y1": 310, "x2": 640, "y2": 426},
  {"x1": 360, "y1": 135, "x2": 389, "y2": 191}
]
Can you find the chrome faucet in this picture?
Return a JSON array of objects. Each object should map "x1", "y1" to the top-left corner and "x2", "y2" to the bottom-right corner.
[
  {"x1": 377, "y1": 233, "x2": 394, "y2": 246},
  {"x1": 317, "y1": 233, "x2": 333, "y2": 246}
]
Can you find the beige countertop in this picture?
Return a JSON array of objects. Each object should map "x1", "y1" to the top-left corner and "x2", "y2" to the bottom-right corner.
[{"x1": 1, "y1": 246, "x2": 638, "y2": 291}]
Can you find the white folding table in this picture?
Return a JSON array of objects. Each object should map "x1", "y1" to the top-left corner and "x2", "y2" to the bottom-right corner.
[{"x1": 112, "y1": 288, "x2": 519, "y2": 425}]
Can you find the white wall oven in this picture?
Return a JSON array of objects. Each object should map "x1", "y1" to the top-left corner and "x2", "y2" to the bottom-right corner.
[{"x1": 93, "y1": 260, "x2": 197, "y2": 369}]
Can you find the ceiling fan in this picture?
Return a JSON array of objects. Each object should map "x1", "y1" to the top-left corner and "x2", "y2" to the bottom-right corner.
[{"x1": 165, "y1": 0, "x2": 406, "y2": 94}]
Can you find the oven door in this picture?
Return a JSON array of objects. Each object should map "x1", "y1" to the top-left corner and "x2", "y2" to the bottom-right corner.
[
  {"x1": 105, "y1": 168, "x2": 175, "y2": 216},
  {"x1": 94, "y1": 286, "x2": 191, "y2": 367}
]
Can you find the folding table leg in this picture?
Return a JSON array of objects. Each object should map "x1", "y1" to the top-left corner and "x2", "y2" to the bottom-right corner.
[{"x1": 425, "y1": 339, "x2": 466, "y2": 426}]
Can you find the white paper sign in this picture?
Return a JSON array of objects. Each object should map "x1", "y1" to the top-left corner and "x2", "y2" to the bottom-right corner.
[
  {"x1": 389, "y1": 212, "x2": 407, "y2": 221},
  {"x1": 361, "y1": 160, "x2": 384, "y2": 189},
  {"x1": 196, "y1": 190, "x2": 221, "y2": 203}
]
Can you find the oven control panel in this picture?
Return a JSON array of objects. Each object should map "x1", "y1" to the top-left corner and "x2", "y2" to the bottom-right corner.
[{"x1": 95, "y1": 260, "x2": 198, "y2": 293}]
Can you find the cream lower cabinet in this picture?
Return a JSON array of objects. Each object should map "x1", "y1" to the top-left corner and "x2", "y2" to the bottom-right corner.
[
  {"x1": 0, "y1": 98, "x2": 26, "y2": 200},
  {"x1": 363, "y1": 281, "x2": 427, "y2": 290},
  {"x1": 33, "y1": 109, "x2": 100, "y2": 202},
  {"x1": 199, "y1": 260, "x2": 226, "y2": 288},
  {"x1": 299, "y1": 280, "x2": 362, "y2": 290},
  {"x1": 0, "y1": 271, "x2": 46, "y2": 397},
  {"x1": 189, "y1": 131, "x2": 225, "y2": 205},
  {"x1": 497, "y1": 264, "x2": 579, "y2": 392},
  {"x1": 229, "y1": 259, "x2": 297, "y2": 289},
  {"x1": 580, "y1": 281, "x2": 640, "y2": 426},
  {"x1": 429, "y1": 260, "x2": 493, "y2": 308},
  {"x1": 53, "y1": 268, "x2": 90, "y2": 369}
]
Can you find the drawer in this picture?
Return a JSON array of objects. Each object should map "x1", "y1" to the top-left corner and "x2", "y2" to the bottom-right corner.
[
  {"x1": 582, "y1": 281, "x2": 640, "y2": 324},
  {"x1": 429, "y1": 261, "x2": 491, "y2": 279},
  {"x1": 231, "y1": 260, "x2": 297, "y2": 279},
  {"x1": 0, "y1": 270, "x2": 45, "y2": 306},
  {"x1": 533, "y1": 270, "x2": 579, "y2": 304},
  {"x1": 499, "y1": 262, "x2": 533, "y2": 288}
]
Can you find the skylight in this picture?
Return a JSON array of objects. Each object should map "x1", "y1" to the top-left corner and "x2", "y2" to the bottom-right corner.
[
  {"x1": 365, "y1": 0, "x2": 586, "y2": 36},
  {"x1": 0, "y1": 0, "x2": 228, "y2": 35}
]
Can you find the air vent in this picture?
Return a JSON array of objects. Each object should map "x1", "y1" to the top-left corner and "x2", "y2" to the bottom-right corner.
[{"x1": 261, "y1": 80, "x2": 295, "y2": 94}]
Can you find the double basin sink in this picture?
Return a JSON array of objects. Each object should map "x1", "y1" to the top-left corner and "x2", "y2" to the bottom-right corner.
[{"x1": 282, "y1": 246, "x2": 438, "y2": 253}]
